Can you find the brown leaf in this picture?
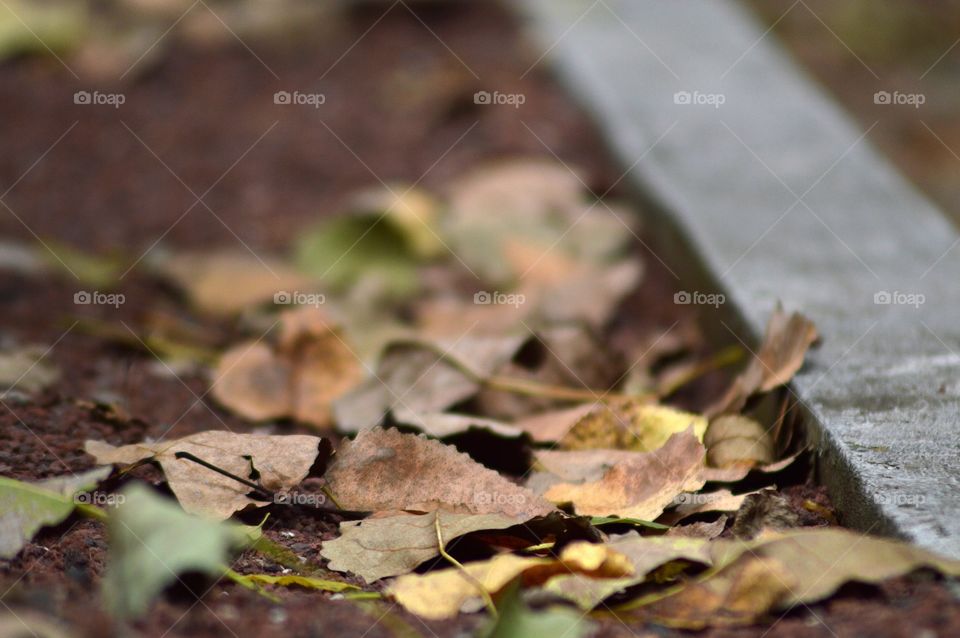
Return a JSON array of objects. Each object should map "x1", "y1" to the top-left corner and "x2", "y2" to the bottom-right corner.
[
  {"x1": 540, "y1": 429, "x2": 706, "y2": 519},
  {"x1": 324, "y1": 428, "x2": 554, "y2": 519},
  {"x1": 333, "y1": 334, "x2": 527, "y2": 433},
  {"x1": 156, "y1": 250, "x2": 315, "y2": 316},
  {"x1": 703, "y1": 415, "x2": 775, "y2": 469},
  {"x1": 321, "y1": 511, "x2": 530, "y2": 583},
  {"x1": 212, "y1": 307, "x2": 363, "y2": 428},
  {"x1": 707, "y1": 307, "x2": 818, "y2": 417},
  {"x1": 85, "y1": 431, "x2": 324, "y2": 519}
]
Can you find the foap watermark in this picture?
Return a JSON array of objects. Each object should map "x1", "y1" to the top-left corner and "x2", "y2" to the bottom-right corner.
[
  {"x1": 874, "y1": 290, "x2": 924, "y2": 308},
  {"x1": 74, "y1": 491, "x2": 125, "y2": 507},
  {"x1": 673, "y1": 290, "x2": 724, "y2": 308},
  {"x1": 873, "y1": 493, "x2": 926, "y2": 507},
  {"x1": 474, "y1": 290, "x2": 525, "y2": 308},
  {"x1": 673, "y1": 90, "x2": 725, "y2": 109},
  {"x1": 274, "y1": 491, "x2": 327, "y2": 507},
  {"x1": 74, "y1": 90, "x2": 125, "y2": 108},
  {"x1": 874, "y1": 90, "x2": 925, "y2": 108},
  {"x1": 274, "y1": 90, "x2": 326, "y2": 108},
  {"x1": 473, "y1": 491, "x2": 526, "y2": 507},
  {"x1": 474, "y1": 90, "x2": 525, "y2": 108},
  {"x1": 74, "y1": 290, "x2": 125, "y2": 308},
  {"x1": 274, "y1": 290, "x2": 326, "y2": 307}
]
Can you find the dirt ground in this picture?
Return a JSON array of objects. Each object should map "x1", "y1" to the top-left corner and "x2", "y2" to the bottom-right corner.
[{"x1": 2, "y1": 2, "x2": 958, "y2": 637}]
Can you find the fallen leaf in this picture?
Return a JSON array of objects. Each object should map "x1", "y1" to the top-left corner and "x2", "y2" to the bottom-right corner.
[
  {"x1": 666, "y1": 516, "x2": 729, "y2": 540},
  {"x1": 0, "y1": 468, "x2": 109, "y2": 558},
  {"x1": 559, "y1": 401, "x2": 708, "y2": 453},
  {"x1": 321, "y1": 510, "x2": 532, "y2": 583},
  {"x1": 156, "y1": 250, "x2": 317, "y2": 315},
  {"x1": 391, "y1": 406, "x2": 524, "y2": 440},
  {"x1": 389, "y1": 553, "x2": 552, "y2": 620},
  {"x1": 324, "y1": 428, "x2": 554, "y2": 519},
  {"x1": 541, "y1": 429, "x2": 706, "y2": 519},
  {"x1": 701, "y1": 453, "x2": 801, "y2": 483},
  {"x1": 544, "y1": 533, "x2": 713, "y2": 609},
  {"x1": 703, "y1": 415, "x2": 775, "y2": 468},
  {"x1": 0, "y1": 345, "x2": 60, "y2": 398},
  {"x1": 707, "y1": 308, "x2": 818, "y2": 417},
  {"x1": 294, "y1": 186, "x2": 441, "y2": 298},
  {"x1": 514, "y1": 404, "x2": 598, "y2": 443},
  {"x1": 104, "y1": 483, "x2": 260, "y2": 619},
  {"x1": 0, "y1": 609, "x2": 74, "y2": 638},
  {"x1": 213, "y1": 307, "x2": 364, "y2": 428},
  {"x1": 388, "y1": 541, "x2": 631, "y2": 620},
  {"x1": 626, "y1": 528, "x2": 960, "y2": 627},
  {"x1": 333, "y1": 334, "x2": 527, "y2": 433},
  {"x1": 85, "y1": 431, "x2": 324, "y2": 519},
  {"x1": 659, "y1": 489, "x2": 753, "y2": 526}
]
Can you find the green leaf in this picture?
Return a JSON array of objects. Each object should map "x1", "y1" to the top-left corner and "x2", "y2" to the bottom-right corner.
[
  {"x1": 0, "y1": 469, "x2": 109, "y2": 558},
  {"x1": 104, "y1": 483, "x2": 261, "y2": 619},
  {"x1": 481, "y1": 579, "x2": 592, "y2": 638},
  {"x1": 293, "y1": 215, "x2": 418, "y2": 298}
]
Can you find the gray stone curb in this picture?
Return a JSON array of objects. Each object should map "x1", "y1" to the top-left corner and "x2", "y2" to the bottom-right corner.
[{"x1": 518, "y1": 0, "x2": 960, "y2": 557}]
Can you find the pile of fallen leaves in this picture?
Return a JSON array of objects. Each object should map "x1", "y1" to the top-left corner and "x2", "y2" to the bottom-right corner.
[{"x1": 3, "y1": 159, "x2": 959, "y2": 635}]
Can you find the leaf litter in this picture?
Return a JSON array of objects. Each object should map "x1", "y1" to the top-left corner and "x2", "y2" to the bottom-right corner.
[{"x1": 5, "y1": 157, "x2": 958, "y2": 634}]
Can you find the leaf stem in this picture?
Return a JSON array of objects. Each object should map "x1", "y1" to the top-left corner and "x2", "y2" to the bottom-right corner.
[{"x1": 434, "y1": 513, "x2": 498, "y2": 619}]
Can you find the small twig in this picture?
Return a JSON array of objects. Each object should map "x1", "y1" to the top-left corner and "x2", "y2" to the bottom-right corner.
[
  {"x1": 407, "y1": 338, "x2": 655, "y2": 405},
  {"x1": 174, "y1": 451, "x2": 272, "y2": 499},
  {"x1": 434, "y1": 513, "x2": 498, "y2": 619}
]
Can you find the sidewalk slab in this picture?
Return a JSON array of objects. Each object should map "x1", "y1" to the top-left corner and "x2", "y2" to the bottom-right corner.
[{"x1": 519, "y1": 0, "x2": 960, "y2": 557}]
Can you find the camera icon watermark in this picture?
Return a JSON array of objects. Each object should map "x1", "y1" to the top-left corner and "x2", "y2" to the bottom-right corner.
[
  {"x1": 74, "y1": 290, "x2": 125, "y2": 308},
  {"x1": 474, "y1": 290, "x2": 525, "y2": 308},
  {"x1": 874, "y1": 90, "x2": 925, "y2": 108},
  {"x1": 473, "y1": 90, "x2": 526, "y2": 109},
  {"x1": 874, "y1": 290, "x2": 924, "y2": 308},
  {"x1": 274, "y1": 90, "x2": 326, "y2": 108},
  {"x1": 274, "y1": 290, "x2": 325, "y2": 308},
  {"x1": 673, "y1": 90, "x2": 725, "y2": 109},
  {"x1": 673, "y1": 290, "x2": 724, "y2": 308},
  {"x1": 74, "y1": 90, "x2": 126, "y2": 109}
]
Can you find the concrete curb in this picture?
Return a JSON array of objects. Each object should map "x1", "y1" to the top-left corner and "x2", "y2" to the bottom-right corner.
[{"x1": 518, "y1": 0, "x2": 960, "y2": 557}]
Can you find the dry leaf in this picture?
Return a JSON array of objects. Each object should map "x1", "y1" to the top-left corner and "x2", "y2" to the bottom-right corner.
[
  {"x1": 559, "y1": 401, "x2": 708, "y2": 453},
  {"x1": 388, "y1": 541, "x2": 632, "y2": 620},
  {"x1": 630, "y1": 529, "x2": 960, "y2": 627},
  {"x1": 213, "y1": 307, "x2": 363, "y2": 428},
  {"x1": 542, "y1": 429, "x2": 706, "y2": 519},
  {"x1": 156, "y1": 250, "x2": 316, "y2": 316},
  {"x1": 545, "y1": 533, "x2": 713, "y2": 609},
  {"x1": 391, "y1": 406, "x2": 523, "y2": 440},
  {"x1": 666, "y1": 516, "x2": 729, "y2": 540},
  {"x1": 85, "y1": 431, "x2": 323, "y2": 519},
  {"x1": 660, "y1": 490, "x2": 752, "y2": 525},
  {"x1": 703, "y1": 415, "x2": 775, "y2": 468},
  {"x1": 707, "y1": 308, "x2": 818, "y2": 417},
  {"x1": 324, "y1": 428, "x2": 554, "y2": 519},
  {"x1": 333, "y1": 335, "x2": 527, "y2": 433},
  {"x1": 701, "y1": 453, "x2": 800, "y2": 483},
  {"x1": 321, "y1": 510, "x2": 525, "y2": 583},
  {"x1": 514, "y1": 404, "x2": 598, "y2": 443}
]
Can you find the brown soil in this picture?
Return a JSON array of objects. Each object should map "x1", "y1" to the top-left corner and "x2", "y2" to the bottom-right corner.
[{"x1": 1, "y1": 2, "x2": 957, "y2": 637}]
